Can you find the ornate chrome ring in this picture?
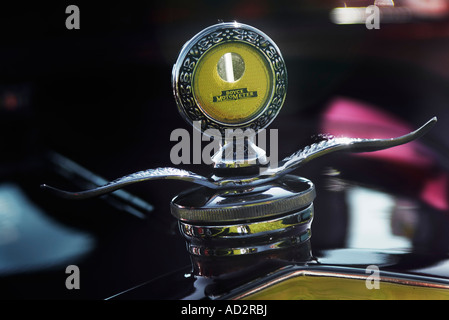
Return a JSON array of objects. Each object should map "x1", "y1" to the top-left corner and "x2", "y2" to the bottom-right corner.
[{"x1": 172, "y1": 22, "x2": 287, "y2": 133}]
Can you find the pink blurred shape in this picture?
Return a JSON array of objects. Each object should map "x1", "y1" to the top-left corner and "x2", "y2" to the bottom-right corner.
[
  {"x1": 321, "y1": 96, "x2": 433, "y2": 167},
  {"x1": 322, "y1": 96, "x2": 448, "y2": 211}
]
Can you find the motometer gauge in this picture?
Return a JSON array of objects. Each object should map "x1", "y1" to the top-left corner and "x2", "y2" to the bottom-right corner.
[
  {"x1": 42, "y1": 22, "x2": 437, "y2": 259},
  {"x1": 172, "y1": 22, "x2": 287, "y2": 132}
]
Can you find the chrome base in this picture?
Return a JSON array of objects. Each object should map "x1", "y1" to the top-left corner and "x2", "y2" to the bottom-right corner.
[
  {"x1": 171, "y1": 175, "x2": 315, "y2": 257},
  {"x1": 179, "y1": 204, "x2": 313, "y2": 256}
]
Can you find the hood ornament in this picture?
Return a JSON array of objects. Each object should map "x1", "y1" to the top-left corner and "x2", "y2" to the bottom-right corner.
[
  {"x1": 41, "y1": 22, "x2": 436, "y2": 259},
  {"x1": 42, "y1": 117, "x2": 436, "y2": 199}
]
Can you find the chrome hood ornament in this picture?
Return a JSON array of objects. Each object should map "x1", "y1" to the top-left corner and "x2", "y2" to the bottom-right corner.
[
  {"x1": 41, "y1": 22, "x2": 437, "y2": 258},
  {"x1": 42, "y1": 116, "x2": 436, "y2": 199}
]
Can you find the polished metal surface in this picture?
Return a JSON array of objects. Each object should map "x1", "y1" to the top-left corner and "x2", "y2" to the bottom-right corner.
[
  {"x1": 171, "y1": 22, "x2": 287, "y2": 133},
  {"x1": 37, "y1": 20, "x2": 442, "y2": 297},
  {"x1": 40, "y1": 117, "x2": 436, "y2": 199},
  {"x1": 179, "y1": 204, "x2": 313, "y2": 256},
  {"x1": 6, "y1": 4, "x2": 449, "y2": 301},
  {"x1": 211, "y1": 139, "x2": 269, "y2": 170},
  {"x1": 170, "y1": 175, "x2": 315, "y2": 222},
  {"x1": 185, "y1": 230, "x2": 311, "y2": 256},
  {"x1": 179, "y1": 203, "x2": 313, "y2": 238}
]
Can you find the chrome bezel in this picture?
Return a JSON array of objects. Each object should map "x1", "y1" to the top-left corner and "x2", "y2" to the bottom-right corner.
[{"x1": 172, "y1": 22, "x2": 287, "y2": 133}]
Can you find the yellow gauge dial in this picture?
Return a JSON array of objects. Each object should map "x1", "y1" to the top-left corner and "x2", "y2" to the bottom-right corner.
[
  {"x1": 173, "y1": 22, "x2": 287, "y2": 133},
  {"x1": 192, "y1": 42, "x2": 274, "y2": 125}
]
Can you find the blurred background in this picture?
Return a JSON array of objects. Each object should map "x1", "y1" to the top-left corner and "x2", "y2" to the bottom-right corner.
[{"x1": 2, "y1": 0, "x2": 449, "y2": 299}]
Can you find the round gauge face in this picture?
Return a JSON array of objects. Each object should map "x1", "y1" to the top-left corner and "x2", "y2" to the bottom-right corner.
[
  {"x1": 173, "y1": 22, "x2": 287, "y2": 133},
  {"x1": 192, "y1": 41, "x2": 274, "y2": 125}
]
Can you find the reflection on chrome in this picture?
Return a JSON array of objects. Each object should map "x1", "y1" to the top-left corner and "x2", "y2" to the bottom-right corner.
[
  {"x1": 346, "y1": 186, "x2": 414, "y2": 250},
  {"x1": 41, "y1": 117, "x2": 437, "y2": 198}
]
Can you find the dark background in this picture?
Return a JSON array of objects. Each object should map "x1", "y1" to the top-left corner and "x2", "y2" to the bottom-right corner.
[{"x1": 1, "y1": 0, "x2": 449, "y2": 299}]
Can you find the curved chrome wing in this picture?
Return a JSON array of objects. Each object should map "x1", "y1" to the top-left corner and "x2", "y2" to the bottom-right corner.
[
  {"x1": 41, "y1": 167, "x2": 218, "y2": 199},
  {"x1": 41, "y1": 117, "x2": 437, "y2": 199},
  {"x1": 271, "y1": 116, "x2": 438, "y2": 176}
]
